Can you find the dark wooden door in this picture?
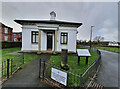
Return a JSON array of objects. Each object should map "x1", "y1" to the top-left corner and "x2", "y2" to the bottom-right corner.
[{"x1": 47, "y1": 32, "x2": 53, "y2": 51}]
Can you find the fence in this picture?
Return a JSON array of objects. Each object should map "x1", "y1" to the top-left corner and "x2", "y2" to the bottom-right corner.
[
  {"x1": 0, "y1": 54, "x2": 24, "y2": 82},
  {"x1": 39, "y1": 48, "x2": 101, "y2": 88}
]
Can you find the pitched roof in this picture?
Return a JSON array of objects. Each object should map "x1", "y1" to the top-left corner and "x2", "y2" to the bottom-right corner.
[
  {"x1": 0, "y1": 22, "x2": 13, "y2": 29},
  {"x1": 14, "y1": 19, "x2": 82, "y2": 27}
]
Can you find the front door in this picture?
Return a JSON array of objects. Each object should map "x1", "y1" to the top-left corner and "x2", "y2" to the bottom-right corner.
[{"x1": 47, "y1": 32, "x2": 53, "y2": 51}]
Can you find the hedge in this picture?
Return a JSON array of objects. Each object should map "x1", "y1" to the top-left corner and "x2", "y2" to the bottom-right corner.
[{"x1": 1, "y1": 41, "x2": 22, "y2": 49}]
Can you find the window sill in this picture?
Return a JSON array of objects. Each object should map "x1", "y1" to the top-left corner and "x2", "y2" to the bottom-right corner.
[
  {"x1": 32, "y1": 43, "x2": 38, "y2": 44},
  {"x1": 61, "y1": 44, "x2": 67, "y2": 45}
]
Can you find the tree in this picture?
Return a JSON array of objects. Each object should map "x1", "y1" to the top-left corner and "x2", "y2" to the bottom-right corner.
[{"x1": 93, "y1": 36, "x2": 104, "y2": 42}]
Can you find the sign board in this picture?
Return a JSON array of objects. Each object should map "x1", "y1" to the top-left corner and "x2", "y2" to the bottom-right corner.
[
  {"x1": 77, "y1": 49, "x2": 91, "y2": 57},
  {"x1": 51, "y1": 68, "x2": 67, "y2": 86}
]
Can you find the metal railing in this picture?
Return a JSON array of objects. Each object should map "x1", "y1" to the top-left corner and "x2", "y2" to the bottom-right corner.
[
  {"x1": 39, "y1": 48, "x2": 101, "y2": 88},
  {"x1": 0, "y1": 54, "x2": 24, "y2": 82}
]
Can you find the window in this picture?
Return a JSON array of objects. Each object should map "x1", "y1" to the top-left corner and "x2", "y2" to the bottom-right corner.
[
  {"x1": 61, "y1": 32, "x2": 68, "y2": 44},
  {"x1": 18, "y1": 34, "x2": 20, "y2": 38},
  {"x1": 32, "y1": 31, "x2": 38, "y2": 43},
  {"x1": 4, "y1": 36, "x2": 8, "y2": 41},
  {"x1": 14, "y1": 34, "x2": 16, "y2": 38},
  {"x1": 14, "y1": 38, "x2": 16, "y2": 41},
  {"x1": 4, "y1": 28, "x2": 8, "y2": 34}
]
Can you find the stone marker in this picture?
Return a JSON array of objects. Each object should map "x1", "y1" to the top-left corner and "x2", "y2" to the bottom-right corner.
[{"x1": 61, "y1": 49, "x2": 69, "y2": 70}]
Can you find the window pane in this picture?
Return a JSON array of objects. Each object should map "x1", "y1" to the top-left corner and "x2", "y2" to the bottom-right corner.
[
  {"x1": 64, "y1": 36, "x2": 67, "y2": 43},
  {"x1": 18, "y1": 34, "x2": 20, "y2": 38},
  {"x1": 32, "y1": 32, "x2": 35, "y2": 35},
  {"x1": 4, "y1": 36, "x2": 8, "y2": 41},
  {"x1": 32, "y1": 31, "x2": 38, "y2": 43},
  {"x1": 61, "y1": 32, "x2": 68, "y2": 44},
  {"x1": 14, "y1": 34, "x2": 16, "y2": 38},
  {"x1": 33, "y1": 35, "x2": 35, "y2": 43},
  {"x1": 36, "y1": 35, "x2": 38, "y2": 43},
  {"x1": 4, "y1": 28, "x2": 8, "y2": 34},
  {"x1": 61, "y1": 36, "x2": 63, "y2": 43}
]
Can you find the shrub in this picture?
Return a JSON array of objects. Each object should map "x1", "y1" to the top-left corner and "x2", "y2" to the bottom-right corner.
[{"x1": 1, "y1": 41, "x2": 22, "y2": 49}]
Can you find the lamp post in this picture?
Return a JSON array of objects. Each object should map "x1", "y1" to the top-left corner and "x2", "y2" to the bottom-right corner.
[{"x1": 90, "y1": 26, "x2": 94, "y2": 49}]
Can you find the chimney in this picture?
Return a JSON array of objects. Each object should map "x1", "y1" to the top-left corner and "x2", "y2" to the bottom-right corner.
[{"x1": 50, "y1": 11, "x2": 56, "y2": 20}]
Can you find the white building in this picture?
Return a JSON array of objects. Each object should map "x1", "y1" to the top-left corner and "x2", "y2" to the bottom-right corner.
[
  {"x1": 108, "y1": 41, "x2": 119, "y2": 46},
  {"x1": 14, "y1": 11, "x2": 82, "y2": 53}
]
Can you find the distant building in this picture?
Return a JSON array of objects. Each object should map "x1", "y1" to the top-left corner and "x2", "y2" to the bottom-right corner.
[
  {"x1": 0, "y1": 22, "x2": 13, "y2": 41},
  {"x1": 12, "y1": 32, "x2": 22, "y2": 42},
  {"x1": 108, "y1": 41, "x2": 119, "y2": 46}
]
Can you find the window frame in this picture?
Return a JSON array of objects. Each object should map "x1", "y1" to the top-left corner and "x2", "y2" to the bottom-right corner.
[
  {"x1": 14, "y1": 34, "x2": 16, "y2": 38},
  {"x1": 4, "y1": 36, "x2": 8, "y2": 41},
  {"x1": 60, "y1": 32, "x2": 68, "y2": 44},
  {"x1": 31, "y1": 31, "x2": 38, "y2": 44},
  {"x1": 4, "y1": 28, "x2": 8, "y2": 34}
]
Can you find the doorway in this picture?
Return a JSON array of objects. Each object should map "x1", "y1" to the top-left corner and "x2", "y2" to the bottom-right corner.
[{"x1": 47, "y1": 32, "x2": 53, "y2": 51}]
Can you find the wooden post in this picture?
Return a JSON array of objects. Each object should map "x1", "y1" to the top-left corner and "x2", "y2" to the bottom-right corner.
[
  {"x1": 38, "y1": 29, "x2": 41, "y2": 52},
  {"x1": 54, "y1": 30, "x2": 57, "y2": 53}
]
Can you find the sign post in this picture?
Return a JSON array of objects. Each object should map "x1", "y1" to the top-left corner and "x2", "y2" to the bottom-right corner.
[
  {"x1": 77, "y1": 49, "x2": 91, "y2": 65},
  {"x1": 51, "y1": 68, "x2": 67, "y2": 86}
]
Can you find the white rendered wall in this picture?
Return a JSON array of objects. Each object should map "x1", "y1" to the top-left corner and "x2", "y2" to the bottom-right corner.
[
  {"x1": 57, "y1": 29, "x2": 77, "y2": 53},
  {"x1": 22, "y1": 25, "x2": 77, "y2": 53},
  {"x1": 22, "y1": 26, "x2": 38, "y2": 51}
]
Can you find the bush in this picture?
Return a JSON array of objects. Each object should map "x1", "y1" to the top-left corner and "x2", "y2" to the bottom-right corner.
[{"x1": 1, "y1": 41, "x2": 22, "y2": 49}]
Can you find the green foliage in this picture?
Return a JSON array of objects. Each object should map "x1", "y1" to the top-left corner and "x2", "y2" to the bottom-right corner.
[
  {"x1": 2, "y1": 41, "x2": 22, "y2": 49},
  {"x1": 1, "y1": 47, "x2": 21, "y2": 61},
  {"x1": 94, "y1": 46, "x2": 120, "y2": 53},
  {"x1": 1, "y1": 47, "x2": 38, "y2": 65}
]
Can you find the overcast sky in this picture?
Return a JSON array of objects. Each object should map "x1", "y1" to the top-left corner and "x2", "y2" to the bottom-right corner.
[{"x1": 1, "y1": 2, "x2": 118, "y2": 42}]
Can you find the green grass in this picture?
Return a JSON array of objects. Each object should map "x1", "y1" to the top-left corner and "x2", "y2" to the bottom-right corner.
[
  {"x1": 1, "y1": 47, "x2": 21, "y2": 61},
  {"x1": 93, "y1": 46, "x2": 119, "y2": 53},
  {"x1": 50, "y1": 50, "x2": 98, "y2": 74},
  {"x1": 1, "y1": 47, "x2": 38, "y2": 63},
  {"x1": 48, "y1": 48, "x2": 98, "y2": 86}
]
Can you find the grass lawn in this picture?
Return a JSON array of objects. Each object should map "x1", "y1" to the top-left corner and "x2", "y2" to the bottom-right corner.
[
  {"x1": 48, "y1": 47, "x2": 98, "y2": 86},
  {"x1": 2, "y1": 47, "x2": 21, "y2": 61},
  {"x1": 1, "y1": 47, "x2": 38, "y2": 64},
  {"x1": 93, "y1": 46, "x2": 119, "y2": 53}
]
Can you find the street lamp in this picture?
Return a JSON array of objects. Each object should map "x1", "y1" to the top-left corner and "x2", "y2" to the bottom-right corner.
[{"x1": 90, "y1": 26, "x2": 94, "y2": 49}]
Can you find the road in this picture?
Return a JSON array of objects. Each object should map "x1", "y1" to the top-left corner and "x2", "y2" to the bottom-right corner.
[{"x1": 96, "y1": 49, "x2": 119, "y2": 88}]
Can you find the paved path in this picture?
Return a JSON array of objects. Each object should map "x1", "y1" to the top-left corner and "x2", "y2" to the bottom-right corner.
[
  {"x1": 96, "y1": 50, "x2": 118, "y2": 87},
  {"x1": 2, "y1": 54, "x2": 52, "y2": 88}
]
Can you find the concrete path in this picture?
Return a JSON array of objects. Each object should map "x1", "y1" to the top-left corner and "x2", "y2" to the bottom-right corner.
[
  {"x1": 2, "y1": 54, "x2": 52, "y2": 88},
  {"x1": 96, "y1": 49, "x2": 118, "y2": 87}
]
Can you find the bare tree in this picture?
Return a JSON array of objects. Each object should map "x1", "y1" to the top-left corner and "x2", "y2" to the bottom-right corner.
[{"x1": 93, "y1": 36, "x2": 104, "y2": 42}]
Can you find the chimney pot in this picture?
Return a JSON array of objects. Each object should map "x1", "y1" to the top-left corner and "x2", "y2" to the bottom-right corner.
[{"x1": 50, "y1": 11, "x2": 56, "y2": 20}]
